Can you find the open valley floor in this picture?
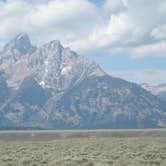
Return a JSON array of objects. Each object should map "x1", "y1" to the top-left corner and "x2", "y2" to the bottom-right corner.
[{"x1": 0, "y1": 130, "x2": 166, "y2": 166}]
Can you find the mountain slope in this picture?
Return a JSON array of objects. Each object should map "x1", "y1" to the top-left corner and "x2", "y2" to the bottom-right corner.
[
  {"x1": 158, "y1": 92, "x2": 166, "y2": 101},
  {"x1": 0, "y1": 71, "x2": 9, "y2": 103},
  {"x1": 47, "y1": 75, "x2": 166, "y2": 129},
  {"x1": 0, "y1": 75, "x2": 53, "y2": 129},
  {"x1": 17, "y1": 76, "x2": 49, "y2": 106},
  {"x1": 0, "y1": 33, "x2": 166, "y2": 129}
]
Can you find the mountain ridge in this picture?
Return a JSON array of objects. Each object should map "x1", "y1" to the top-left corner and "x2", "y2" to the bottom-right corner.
[
  {"x1": 0, "y1": 33, "x2": 105, "y2": 90},
  {"x1": 141, "y1": 83, "x2": 166, "y2": 101},
  {"x1": 0, "y1": 33, "x2": 166, "y2": 129}
]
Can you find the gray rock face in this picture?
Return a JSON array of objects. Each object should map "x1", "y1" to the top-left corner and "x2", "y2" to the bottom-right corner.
[
  {"x1": 0, "y1": 33, "x2": 36, "y2": 68},
  {"x1": 158, "y1": 92, "x2": 166, "y2": 101},
  {"x1": 27, "y1": 40, "x2": 104, "y2": 90},
  {"x1": 3, "y1": 33, "x2": 35, "y2": 55},
  {"x1": 0, "y1": 71, "x2": 9, "y2": 103},
  {"x1": 0, "y1": 33, "x2": 166, "y2": 129},
  {"x1": 1, "y1": 34, "x2": 104, "y2": 90},
  {"x1": 17, "y1": 76, "x2": 49, "y2": 106}
]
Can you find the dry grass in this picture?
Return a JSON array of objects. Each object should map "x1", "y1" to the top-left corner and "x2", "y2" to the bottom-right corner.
[{"x1": 0, "y1": 137, "x2": 166, "y2": 166}]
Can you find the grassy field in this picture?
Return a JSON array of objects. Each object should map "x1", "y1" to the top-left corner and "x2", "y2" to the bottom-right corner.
[{"x1": 0, "y1": 137, "x2": 166, "y2": 166}]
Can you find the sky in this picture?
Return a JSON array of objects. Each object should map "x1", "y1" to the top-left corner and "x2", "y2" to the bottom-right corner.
[{"x1": 0, "y1": 0, "x2": 166, "y2": 85}]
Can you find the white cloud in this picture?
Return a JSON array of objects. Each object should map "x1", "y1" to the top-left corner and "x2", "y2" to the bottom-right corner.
[
  {"x1": 100, "y1": 0, "x2": 166, "y2": 56},
  {"x1": 104, "y1": 0, "x2": 126, "y2": 13},
  {"x1": 0, "y1": 0, "x2": 166, "y2": 58},
  {"x1": 27, "y1": 0, "x2": 99, "y2": 33},
  {"x1": 68, "y1": 0, "x2": 166, "y2": 57},
  {"x1": 131, "y1": 42, "x2": 166, "y2": 58},
  {"x1": 151, "y1": 24, "x2": 166, "y2": 40},
  {"x1": 0, "y1": 0, "x2": 100, "y2": 47}
]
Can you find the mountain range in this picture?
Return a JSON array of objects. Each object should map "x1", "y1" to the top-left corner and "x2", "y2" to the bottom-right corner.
[
  {"x1": 141, "y1": 83, "x2": 166, "y2": 101},
  {"x1": 0, "y1": 33, "x2": 166, "y2": 129}
]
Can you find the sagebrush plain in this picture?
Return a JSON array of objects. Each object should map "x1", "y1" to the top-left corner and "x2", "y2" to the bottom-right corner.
[{"x1": 0, "y1": 130, "x2": 166, "y2": 166}]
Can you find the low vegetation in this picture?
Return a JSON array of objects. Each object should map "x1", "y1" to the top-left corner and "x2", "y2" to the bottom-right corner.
[{"x1": 0, "y1": 137, "x2": 166, "y2": 166}]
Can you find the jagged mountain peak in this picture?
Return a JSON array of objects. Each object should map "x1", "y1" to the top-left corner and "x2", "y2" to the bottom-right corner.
[
  {"x1": 0, "y1": 33, "x2": 36, "y2": 68},
  {"x1": 28, "y1": 39, "x2": 105, "y2": 90},
  {"x1": 15, "y1": 32, "x2": 29, "y2": 41},
  {"x1": 42, "y1": 40, "x2": 63, "y2": 50},
  {"x1": 3, "y1": 32, "x2": 34, "y2": 54},
  {"x1": 0, "y1": 33, "x2": 104, "y2": 89}
]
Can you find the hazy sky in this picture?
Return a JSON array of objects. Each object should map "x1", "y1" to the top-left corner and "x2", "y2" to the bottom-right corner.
[{"x1": 0, "y1": 0, "x2": 166, "y2": 85}]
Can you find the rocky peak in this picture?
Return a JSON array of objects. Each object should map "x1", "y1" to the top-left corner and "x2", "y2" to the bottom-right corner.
[
  {"x1": 44, "y1": 40, "x2": 62, "y2": 49},
  {"x1": 38, "y1": 40, "x2": 64, "y2": 63},
  {"x1": 0, "y1": 33, "x2": 36, "y2": 69},
  {"x1": 1, "y1": 33, "x2": 105, "y2": 90},
  {"x1": 41, "y1": 40, "x2": 64, "y2": 56},
  {"x1": 3, "y1": 33, "x2": 35, "y2": 55}
]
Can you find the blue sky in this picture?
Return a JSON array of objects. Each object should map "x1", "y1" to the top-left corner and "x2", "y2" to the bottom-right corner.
[
  {"x1": 0, "y1": 0, "x2": 166, "y2": 85},
  {"x1": 89, "y1": 0, "x2": 104, "y2": 6}
]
